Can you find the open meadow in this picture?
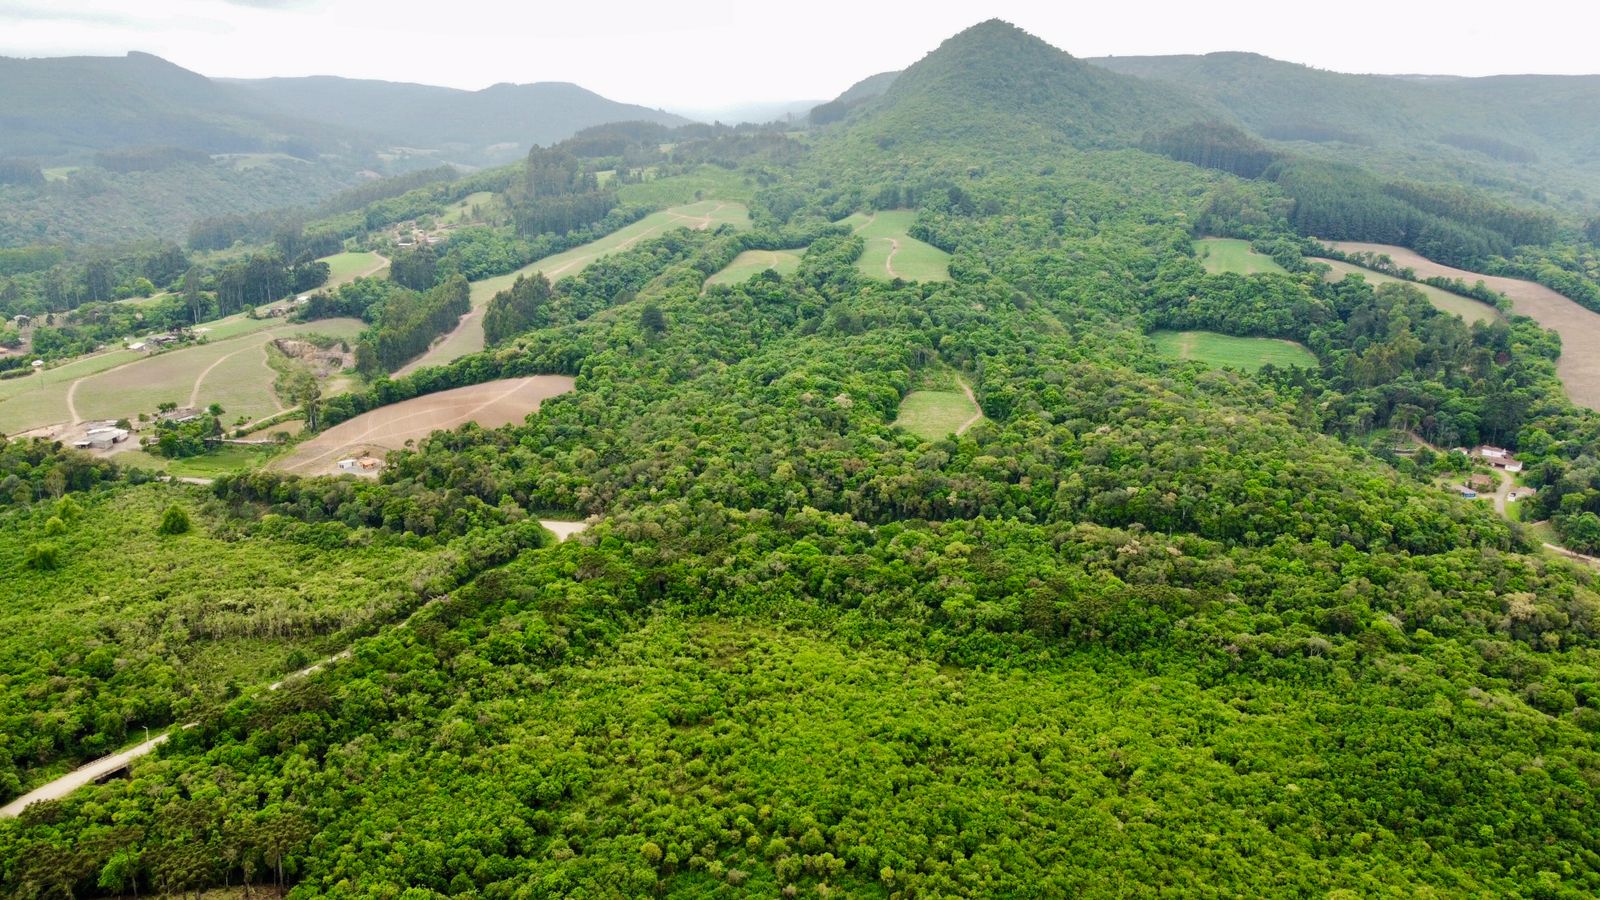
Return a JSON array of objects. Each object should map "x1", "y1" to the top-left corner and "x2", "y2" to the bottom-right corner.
[
  {"x1": 0, "y1": 315, "x2": 364, "y2": 435},
  {"x1": 842, "y1": 210, "x2": 951, "y2": 281},
  {"x1": 1193, "y1": 238, "x2": 1288, "y2": 275},
  {"x1": 273, "y1": 374, "x2": 575, "y2": 475},
  {"x1": 319, "y1": 251, "x2": 388, "y2": 288},
  {"x1": 1316, "y1": 257, "x2": 1499, "y2": 325},
  {"x1": 398, "y1": 200, "x2": 750, "y2": 373},
  {"x1": 1329, "y1": 241, "x2": 1600, "y2": 409},
  {"x1": 1152, "y1": 329, "x2": 1317, "y2": 372},
  {"x1": 706, "y1": 249, "x2": 804, "y2": 287}
]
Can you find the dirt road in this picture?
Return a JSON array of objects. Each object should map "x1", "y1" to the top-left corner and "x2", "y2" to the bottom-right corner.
[{"x1": 955, "y1": 377, "x2": 983, "y2": 435}]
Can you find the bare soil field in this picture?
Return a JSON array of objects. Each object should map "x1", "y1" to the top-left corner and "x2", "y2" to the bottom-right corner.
[
  {"x1": 1330, "y1": 242, "x2": 1600, "y2": 410},
  {"x1": 273, "y1": 375, "x2": 575, "y2": 476}
]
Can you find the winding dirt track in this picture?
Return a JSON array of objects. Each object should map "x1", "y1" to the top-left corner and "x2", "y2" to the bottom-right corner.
[
  {"x1": 954, "y1": 377, "x2": 983, "y2": 435},
  {"x1": 1330, "y1": 242, "x2": 1600, "y2": 410}
]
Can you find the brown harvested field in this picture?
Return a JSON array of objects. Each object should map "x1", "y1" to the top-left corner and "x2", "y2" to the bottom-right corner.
[
  {"x1": 273, "y1": 375, "x2": 574, "y2": 476},
  {"x1": 1330, "y1": 241, "x2": 1600, "y2": 410}
]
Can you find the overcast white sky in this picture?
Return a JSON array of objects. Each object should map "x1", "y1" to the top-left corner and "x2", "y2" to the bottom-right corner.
[{"x1": 3, "y1": 0, "x2": 1598, "y2": 113}]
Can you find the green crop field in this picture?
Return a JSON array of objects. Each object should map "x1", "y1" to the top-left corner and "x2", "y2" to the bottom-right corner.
[
  {"x1": 706, "y1": 249, "x2": 804, "y2": 287},
  {"x1": 319, "y1": 251, "x2": 388, "y2": 289},
  {"x1": 841, "y1": 210, "x2": 951, "y2": 282},
  {"x1": 114, "y1": 443, "x2": 284, "y2": 478},
  {"x1": 400, "y1": 200, "x2": 751, "y2": 373},
  {"x1": 1193, "y1": 238, "x2": 1288, "y2": 275},
  {"x1": 1152, "y1": 330, "x2": 1317, "y2": 371},
  {"x1": 1316, "y1": 258, "x2": 1500, "y2": 325}
]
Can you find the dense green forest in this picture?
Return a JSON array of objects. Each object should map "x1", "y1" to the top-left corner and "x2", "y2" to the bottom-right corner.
[{"x1": 9, "y1": 17, "x2": 1600, "y2": 900}]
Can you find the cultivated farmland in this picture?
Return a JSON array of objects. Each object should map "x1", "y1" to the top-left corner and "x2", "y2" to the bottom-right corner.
[
  {"x1": 1316, "y1": 257, "x2": 1499, "y2": 325},
  {"x1": 273, "y1": 375, "x2": 575, "y2": 475},
  {"x1": 1152, "y1": 329, "x2": 1317, "y2": 372},
  {"x1": 1194, "y1": 238, "x2": 1288, "y2": 276},
  {"x1": 706, "y1": 249, "x2": 804, "y2": 287},
  {"x1": 398, "y1": 200, "x2": 750, "y2": 374},
  {"x1": 1329, "y1": 241, "x2": 1600, "y2": 409},
  {"x1": 842, "y1": 210, "x2": 951, "y2": 282},
  {"x1": 894, "y1": 370, "x2": 983, "y2": 440}
]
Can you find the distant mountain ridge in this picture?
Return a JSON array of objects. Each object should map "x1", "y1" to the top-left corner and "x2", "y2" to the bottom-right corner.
[
  {"x1": 227, "y1": 76, "x2": 692, "y2": 163},
  {"x1": 0, "y1": 52, "x2": 353, "y2": 160}
]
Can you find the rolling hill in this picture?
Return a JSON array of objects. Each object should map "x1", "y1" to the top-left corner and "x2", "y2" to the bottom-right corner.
[{"x1": 228, "y1": 77, "x2": 691, "y2": 163}]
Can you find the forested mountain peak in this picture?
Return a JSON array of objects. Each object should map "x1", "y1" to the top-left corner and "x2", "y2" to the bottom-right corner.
[{"x1": 839, "y1": 19, "x2": 1214, "y2": 154}]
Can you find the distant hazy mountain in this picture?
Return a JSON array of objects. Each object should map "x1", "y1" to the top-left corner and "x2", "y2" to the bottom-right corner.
[
  {"x1": 675, "y1": 100, "x2": 821, "y2": 125},
  {"x1": 0, "y1": 52, "x2": 353, "y2": 161},
  {"x1": 229, "y1": 77, "x2": 691, "y2": 163}
]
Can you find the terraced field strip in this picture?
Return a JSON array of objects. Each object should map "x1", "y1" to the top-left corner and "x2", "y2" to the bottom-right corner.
[
  {"x1": 1329, "y1": 241, "x2": 1600, "y2": 410},
  {"x1": 706, "y1": 249, "x2": 804, "y2": 287},
  {"x1": 842, "y1": 210, "x2": 951, "y2": 282},
  {"x1": 398, "y1": 201, "x2": 750, "y2": 375},
  {"x1": 1151, "y1": 329, "x2": 1317, "y2": 372},
  {"x1": 273, "y1": 375, "x2": 576, "y2": 475},
  {"x1": 1193, "y1": 238, "x2": 1288, "y2": 275},
  {"x1": 1316, "y1": 257, "x2": 1500, "y2": 325}
]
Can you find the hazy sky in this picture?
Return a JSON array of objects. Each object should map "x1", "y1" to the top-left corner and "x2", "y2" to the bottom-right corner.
[{"x1": 3, "y1": 0, "x2": 1597, "y2": 113}]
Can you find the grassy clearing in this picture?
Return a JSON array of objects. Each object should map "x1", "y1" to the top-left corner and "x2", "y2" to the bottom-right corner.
[
  {"x1": 401, "y1": 200, "x2": 751, "y2": 373},
  {"x1": 438, "y1": 191, "x2": 505, "y2": 226},
  {"x1": 1316, "y1": 258, "x2": 1500, "y2": 325},
  {"x1": 1193, "y1": 238, "x2": 1288, "y2": 276},
  {"x1": 0, "y1": 316, "x2": 365, "y2": 435},
  {"x1": 115, "y1": 443, "x2": 284, "y2": 478},
  {"x1": 617, "y1": 165, "x2": 756, "y2": 206},
  {"x1": 320, "y1": 251, "x2": 387, "y2": 288},
  {"x1": 894, "y1": 368, "x2": 982, "y2": 440},
  {"x1": 1152, "y1": 330, "x2": 1317, "y2": 372},
  {"x1": 840, "y1": 210, "x2": 951, "y2": 282},
  {"x1": 706, "y1": 249, "x2": 804, "y2": 287}
]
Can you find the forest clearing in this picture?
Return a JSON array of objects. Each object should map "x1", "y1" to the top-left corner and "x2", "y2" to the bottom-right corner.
[
  {"x1": 1193, "y1": 237, "x2": 1288, "y2": 275},
  {"x1": 705, "y1": 249, "x2": 804, "y2": 287},
  {"x1": 843, "y1": 210, "x2": 952, "y2": 281},
  {"x1": 1151, "y1": 329, "x2": 1317, "y2": 371},
  {"x1": 273, "y1": 374, "x2": 574, "y2": 475}
]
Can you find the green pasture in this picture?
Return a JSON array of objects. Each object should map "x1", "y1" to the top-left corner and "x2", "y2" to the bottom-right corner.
[
  {"x1": 706, "y1": 249, "x2": 804, "y2": 287},
  {"x1": 1151, "y1": 330, "x2": 1317, "y2": 372},
  {"x1": 1193, "y1": 238, "x2": 1288, "y2": 276},
  {"x1": 1317, "y1": 258, "x2": 1500, "y2": 325},
  {"x1": 841, "y1": 210, "x2": 951, "y2": 282}
]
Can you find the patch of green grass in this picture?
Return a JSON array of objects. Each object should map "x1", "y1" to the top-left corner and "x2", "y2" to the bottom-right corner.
[
  {"x1": 319, "y1": 251, "x2": 388, "y2": 288},
  {"x1": 706, "y1": 249, "x2": 804, "y2": 287},
  {"x1": 1151, "y1": 330, "x2": 1317, "y2": 372},
  {"x1": 1316, "y1": 258, "x2": 1500, "y2": 325},
  {"x1": 894, "y1": 368, "x2": 981, "y2": 440},
  {"x1": 438, "y1": 191, "x2": 504, "y2": 226},
  {"x1": 1193, "y1": 238, "x2": 1288, "y2": 276},
  {"x1": 617, "y1": 165, "x2": 757, "y2": 207},
  {"x1": 115, "y1": 443, "x2": 283, "y2": 478},
  {"x1": 840, "y1": 210, "x2": 951, "y2": 282}
]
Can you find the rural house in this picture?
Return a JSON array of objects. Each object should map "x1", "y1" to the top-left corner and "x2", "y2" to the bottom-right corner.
[{"x1": 1473, "y1": 446, "x2": 1524, "y2": 473}]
